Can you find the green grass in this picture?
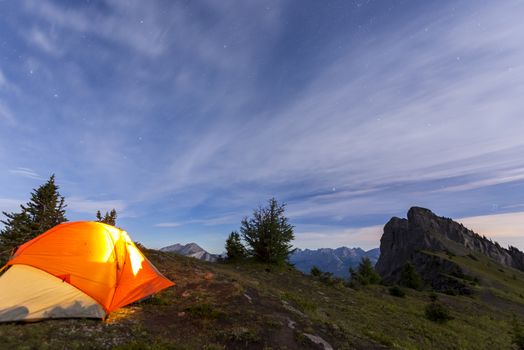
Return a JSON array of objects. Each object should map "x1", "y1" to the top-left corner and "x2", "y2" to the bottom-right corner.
[
  {"x1": 429, "y1": 250, "x2": 524, "y2": 305},
  {"x1": 185, "y1": 302, "x2": 223, "y2": 320},
  {"x1": 282, "y1": 291, "x2": 318, "y2": 312},
  {"x1": 1, "y1": 249, "x2": 524, "y2": 349},
  {"x1": 211, "y1": 251, "x2": 524, "y2": 349}
]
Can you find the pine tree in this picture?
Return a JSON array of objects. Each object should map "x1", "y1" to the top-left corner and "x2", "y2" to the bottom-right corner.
[
  {"x1": 310, "y1": 266, "x2": 322, "y2": 277},
  {"x1": 0, "y1": 175, "x2": 67, "y2": 263},
  {"x1": 96, "y1": 208, "x2": 117, "y2": 226},
  {"x1": 0, "y1": 212, "x2": 32, "y2": 263},
  {"x1": 21, "y1": 175, "x2": 67, "y2": 235},
  {"x1": 349, "y1": 257, "x2": 381, "y2": 286},
  {"x1": 240, "y1": 198, "x2": 295, "y2": 264},
  {"x1": 225, "y1": 231, "x2": 247, "y2": 261},
  {"x1": 400, "y1": 262, "x2": 423, "y2": 289}
]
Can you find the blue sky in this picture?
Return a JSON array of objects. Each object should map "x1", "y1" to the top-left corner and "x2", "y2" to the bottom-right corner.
[{"x1": 1, "y1": 0, "x2": 524, "y2": 253}]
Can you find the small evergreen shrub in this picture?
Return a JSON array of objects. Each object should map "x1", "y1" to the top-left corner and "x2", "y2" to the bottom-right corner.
[
  {"x1": 425, "y1": 302, "x2": 453, "y2": 323},
  {"x1": 349, "y1": 257, "x2": 381, "y2": 286},
  {"x1": 511, "y1": 316, "x2": 524, "y2": 350},
  {"x1": 326, "y1": 276, "x2": 345, "y2": 288},
  {"x1": 310, "y1": 266, "x2": 322, "y2": 277},
  {"x1": 400, "y1": 263, "x2": 423, "y2": 290},
  {"x1": 458, "y1": 273, "x2": 480, "y2": 286},
  {"x1": 320, "y1": 272, "x2": 344, "y2": 287},
  {"x1": 96, "y1": 208, "x2": 117, "y2": 226},
  {"x1": 308, "y1": 267, "x2": 343, "y2": 287},
  {"x1": 389, "y1": 285, "x2": 406, "y2": 298},
  {"x1": 319, "y1": 271, "x2": 333, "y2": 282},
  {"x1": 225, "y1": 231, "x2": 247, "y2": 262}
]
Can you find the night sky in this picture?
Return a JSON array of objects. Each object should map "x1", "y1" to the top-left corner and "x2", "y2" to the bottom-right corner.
[{"x1": 1, "y1": 0, "x2": 524, "y2": 253}]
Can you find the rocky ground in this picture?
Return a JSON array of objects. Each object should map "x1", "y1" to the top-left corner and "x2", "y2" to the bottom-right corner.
[{"x1": 1, "y1": 248, "x2": 523, "y2": 349}]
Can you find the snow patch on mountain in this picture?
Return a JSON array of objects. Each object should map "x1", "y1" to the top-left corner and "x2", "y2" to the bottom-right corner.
[{"x1": 160, "y1": 243, "x2": 218, "y2": 262}]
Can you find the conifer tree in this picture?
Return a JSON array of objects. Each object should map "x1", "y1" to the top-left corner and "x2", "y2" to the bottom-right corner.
[
  {"x1": 0, "y1": 212, "x2": 31, "y2": 263},
  {"x1": 21, "y1": 175, "x2": 67, "y2": 235},
  {"x1": 400, "y1": 262, "x2": 423, "y2": 289},
  {"x1": 310, "y1": 265, "x2": 322, "y2": 277},
  {"x1": 0, "y1": 175, "x2": 67, "y2": 263},
  {"x1": 240, "y1": 198, "x2": 295, "y2": 264},
  {"x1": 225, "y1": 231, "x2": 247, "y2": 261},
  {"x1": 349, "y1": 257, "x2": 381, "y2": 286},
  {"x1": 96, "y1": 208, "x2": 117, "y2": 226}
]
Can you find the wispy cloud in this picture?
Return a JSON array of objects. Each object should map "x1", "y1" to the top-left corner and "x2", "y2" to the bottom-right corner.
[
  {"x1": 23, "y1": 0, "x2": 166, "y2": 57},
  {"x1": 0, "y1": 69, "x2": 8, "y2": 88},
  {"x1": 67, "y1": 197, "x2": 126, "y2": 215},
  {"x1": 435, "y1": 168, "x2": 524, "y2": 193},
  {"x1": 155, "y1": 213, "x2": 241, "y2": 228},
  {"x1": 26, "y1": 28, "x2": 62, "y2": 55},
  {"x1": 154, "y1": 222, "x2": 182, "y2": 228},
  {"x1": 0, "y1": 198, "x2": 24, "y2": 214},
  {"x1": 2, "y1": 1, "x2": 524, "y2": 250},
  {"x1": 194, "y1": 214, "x2": 242, "y2": 227},
  {"x1": 0, "y1": 102, "x2": 15, "y2": 125},
  {"x1": 131, "y1": 1, "x2": 524, "y2": 249},
  {"x1": 23, "y1": 0, "x2": 283, "y2": 62},
  {"x1": 136, "y1": 1, "x2": 524, "y2": 218},
  {"x1": 8, "y1": 167, "x2": 43, "y2": 180}
]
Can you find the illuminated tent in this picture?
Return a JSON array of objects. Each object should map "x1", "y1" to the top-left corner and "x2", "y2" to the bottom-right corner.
[{"x1": 0, "y1": 222, "x2": 174, "y2": 322}]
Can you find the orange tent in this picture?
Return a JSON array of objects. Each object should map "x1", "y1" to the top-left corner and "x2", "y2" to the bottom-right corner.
[{"x1": 0, "y1": 222, "x2": 174, "y2": 322}]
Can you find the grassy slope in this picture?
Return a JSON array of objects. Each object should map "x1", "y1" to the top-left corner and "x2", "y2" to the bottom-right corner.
[{"x1": 1, "y1": 249, "x2": 524, "y2": 349}]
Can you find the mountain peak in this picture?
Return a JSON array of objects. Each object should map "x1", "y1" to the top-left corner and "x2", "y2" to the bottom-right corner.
[
  {"x1": 376, "y1": 207, "x2": 524, "y2": 293},
  {"x1": 290, "y1": 246, "x2": 380, "y2": 278},
  {"x1": 160, "y1": 242, "x2": 217, "y2": 262},
  {"x1": 407, "y1": 206, "x2": 434, "y2": 218}
]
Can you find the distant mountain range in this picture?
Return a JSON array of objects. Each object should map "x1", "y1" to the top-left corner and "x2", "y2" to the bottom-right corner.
[
  {"x1": 160, "y1": 243, "x2": 218, "y2": 262},
  {"x1": 159, "y1": 242, "x2": 380, "y2": 277},
  {"x1": 290, "y1": 247, "x2": 380, "y2": 278}
]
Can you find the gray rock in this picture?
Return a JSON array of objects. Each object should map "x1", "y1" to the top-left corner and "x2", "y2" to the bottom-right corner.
[
  {"x1": 376, "y1": 207, "x2": 524, "y2": 291},
  {"x1": 303, "y1": 333, "x2": 334, "y2": 350}
]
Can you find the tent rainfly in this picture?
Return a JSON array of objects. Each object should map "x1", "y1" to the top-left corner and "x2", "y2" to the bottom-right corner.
[{"x1": 0, "y1": 221, "x2": 174, "y2": 322}]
